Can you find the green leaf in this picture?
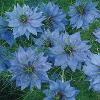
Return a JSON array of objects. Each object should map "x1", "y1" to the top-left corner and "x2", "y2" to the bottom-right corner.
[{"x1": 23, "y1": 88, "x2": 44, "y2": 100}]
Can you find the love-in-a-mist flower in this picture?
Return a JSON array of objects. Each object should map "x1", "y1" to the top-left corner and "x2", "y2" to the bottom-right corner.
[
  {"x1": 51, "y1": 32, "x2": 91, "y2": 71},
  {"x1": 42, "y1": 2, "x2": 66, "y2": 31},
  {"x1": 83, "y1": 54, "x2": 100, "y2": 92},
  {"x1": 68, "y1": 0, "x2": 100, "y2": 29},
  {"x1": 9, "y1": 47, "x2": 51, "y2": 90},
  {"x1": 6, "y1": 4, "x2": 44, "y2": 39},
  {"x1": 43, "y1": 80, "x2": 79, "y2": 100},
  {"x1": 0, "y1": 17, "x2": 14, "y2": 46},
  {"x1": 93, "y1": 28, "x2": 100, "y2": 43},
  {"x1": 35, "y1": 30, "x2": 59, "y2": 53},
  {"x1": 35, "y1": 30, "x2": 59, "y2": 64}
]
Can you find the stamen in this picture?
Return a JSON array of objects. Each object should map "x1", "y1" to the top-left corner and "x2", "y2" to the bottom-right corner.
[
  {"x1": 20, "y1": 15, "x2": 28, "y2": 23},
  {"x1": 64, "y1": 45, "x2": 73, "y2": 54},
  {"x1": 76, "y1": 5, "x2": 85, "y2": 15}
]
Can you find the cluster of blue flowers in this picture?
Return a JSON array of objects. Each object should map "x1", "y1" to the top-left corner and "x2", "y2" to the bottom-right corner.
[{"x1": 0, "y1": 0, "x2": 100, "y2": 99}]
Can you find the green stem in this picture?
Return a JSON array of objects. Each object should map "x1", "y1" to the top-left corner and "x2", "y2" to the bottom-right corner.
[{"x1": 61, "y1": 69, "x2": 65, "y2": 82}]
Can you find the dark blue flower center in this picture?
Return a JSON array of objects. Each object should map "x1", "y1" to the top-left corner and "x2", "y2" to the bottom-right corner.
[
  {"x1": 54, "y1": 92, "x2": 63, "y2": 100},
  {"x1": 20, "y1": 15, "x2": 28, "y2": 23},
  {"x1": 64, "y1": 45, "x2": 73, "y2": 54},
  {"x1": 43, "y1": 39, "x2": 53, "y2": 48},
  {"x1": 7, "y1": 27, "x2": 13, "y2": 32},
  {"x1": 24, "y1": 66, "x2": 34, "y2": 74},
  {"x1": 43, "y1": 16, "x2": 52, "y2": 29},
  {"x1": 76, "y1": 5, "x2": 85, "y2": 15}
]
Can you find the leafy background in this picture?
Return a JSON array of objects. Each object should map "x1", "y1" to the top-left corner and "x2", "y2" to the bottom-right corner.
[{"x1": 0, "y1": 0, "x2": 100, "y2": 100}]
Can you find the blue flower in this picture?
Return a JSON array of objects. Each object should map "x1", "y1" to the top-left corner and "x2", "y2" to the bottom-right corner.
[
  {"x1": 43, "y1": 80, "x2": 79, "y2": 100},
  {"x1": 89, "y1": 76, "x2": 100, "y2": 92},
  {"x1": 83, "y1": 54, "x2": 100, "y2": 92},
  {"x1": 6, "y1": 4, "x2": 44, "y2": 39},
  {"x1": 51, "y1": 32, "x2": 91, "y2": 71},
  {"x1": 93, "y1": 28, "x2": 100, "y2": 43},
  {"x1": 68, "y1": 0, "x2": 100, "y2": 29},
  {"x1": 9, "y1": 47, "x2": 51, "y2": 90},
  {"x1": 35, "y1": 30, "x2": 59, "y2": 53},
  {"x1": 35, "y1": 30, "x2": 60, "y2": 64},
  {"x1": 83, "y1": 54, "x2": 100, "y2": 77},
  {"x1": 42, "y1": 2, "x2": 67, "y2": 31},
  {"x1": 0, "y1": 17, "x2": 14, "y2": 46},
  {"x1": 83, "y1": 62, "x2": 99, "y2": 78}
]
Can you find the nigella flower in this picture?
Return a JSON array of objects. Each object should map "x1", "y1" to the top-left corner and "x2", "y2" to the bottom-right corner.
[
  {"x1": 68, "y1": 0, "x2": 100, "y2": 29},
  {"x1": 0, "y1": 17, "x2": 14, "y2": 46},
  {"x1": 35, "y1": 30, "x2": 59, "y2": 53},
  {"x1": 83, "y1": 54, "x2": 100, "y2": 77},
  {"x1": 51, "y1": 32, "x2": 91, "y2": 71},
  {"x1": 43, "y1": 80, "x2": 79, "y2": 100},
  {"x1": 93, "y1": 28, "x2": 100, "y2": 43},
  {"x1": 83, "y1": 54, "x2": 100, "y2": 92},
  {"x1": 9, "y1": 47, "x2": 51, "y2": 90},
  {"x1": 6, "y1": 4, "x2": 44, "y2": 39},
  {"x1": 89, "y1": 76, "x2": 100, "y2": 92},
  {"x1": 35, "y1": 30, "x2": 59, "y2": 64},
  {"x1": 42, "y1": 2, "x2": 66, "y2": 31}
]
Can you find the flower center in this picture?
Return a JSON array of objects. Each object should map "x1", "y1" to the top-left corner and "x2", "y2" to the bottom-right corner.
[
  {"x1": 24, "y1": 66, "x2": 34, "y2": 74},
  {"x1": 64, "y1": 45, "x2": 73, "y2": 54},
  {"x1": 20, "y1": 15, "x2": 28, "y2": 23},
  {"x1": 43, "y1": 16, "x2": 52, "y2": 29},
  {"x1": 7, "y1": 27, "x2": 13, "y2": 32},
  {"x1": 54, "y1": 92, "x2": 63, "y2": 100},
  {"x1": 43, "y1": 39, "x2": 53, "y2": 48},
  {"x1": 76, "y1": 5, "x2": 85, "y2": 15}
]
